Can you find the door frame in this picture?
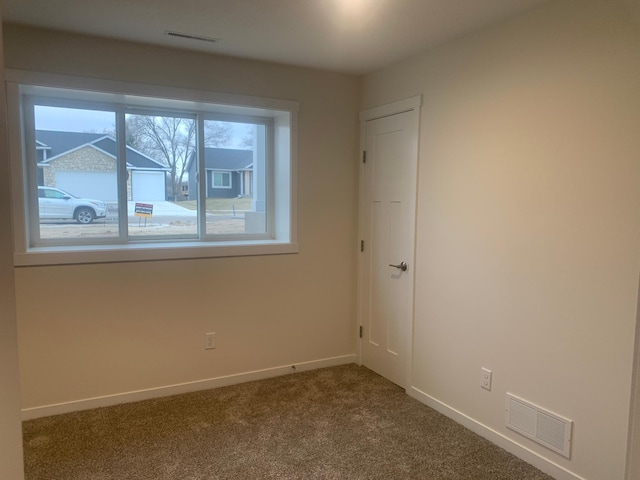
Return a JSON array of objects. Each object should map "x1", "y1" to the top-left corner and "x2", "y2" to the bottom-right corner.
[
  {"x1": 625, "y1": 275, "x2": 640, "y2": 480},
  {"x1": 356, "y1": 95, "x2": 422, "y2": 389}
]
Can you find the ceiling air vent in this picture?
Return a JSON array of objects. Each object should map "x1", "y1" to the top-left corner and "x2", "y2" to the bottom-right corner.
[{"x1": 165, "y1": 30, "x2": 220, "y2": 44}]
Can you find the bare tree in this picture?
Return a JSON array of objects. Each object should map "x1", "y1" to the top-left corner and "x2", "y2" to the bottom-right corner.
[
  {"x1": 205, "y1": 121, "x2": 232, "y2": 147},
  {"x1": 238, "y1": 125, "x2": 254, "y2": 149},
  {"x1": 125, "y1": 116, "x2": 231, "y2": 200}
]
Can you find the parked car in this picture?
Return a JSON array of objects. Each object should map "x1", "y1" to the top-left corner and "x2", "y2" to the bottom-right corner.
[{"x1": 38, "y1": 186, "x2": 107, "y2": 224}]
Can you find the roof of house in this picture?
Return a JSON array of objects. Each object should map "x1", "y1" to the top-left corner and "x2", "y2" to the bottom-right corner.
[
  {"x1": 187, "y1": 148, "x2": 253, "y2": 172},
  {"x1": 35, "y1": 130, "x2": 168, "y2": 170}
]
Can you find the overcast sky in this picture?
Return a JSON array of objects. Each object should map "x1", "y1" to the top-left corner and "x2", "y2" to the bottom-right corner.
[
  {"x1": 35, "y1": 105, "x2": 114, "y2": 133},
  {"x1": 34, "y1": 105, "x2": 249, "y2": 147}
]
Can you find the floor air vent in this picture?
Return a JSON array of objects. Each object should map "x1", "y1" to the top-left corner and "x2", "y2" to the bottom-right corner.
[{"x1": 505, "y1": 393, "x2": 572, "y2": 458}]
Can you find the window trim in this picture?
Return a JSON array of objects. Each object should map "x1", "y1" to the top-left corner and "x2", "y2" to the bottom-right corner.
[
  {"x1": 6, "y1": 69, "x2": 299, "y2": 266},
  {"x1": 211, "y1": 170, "x2": 232, "y2": 189}
]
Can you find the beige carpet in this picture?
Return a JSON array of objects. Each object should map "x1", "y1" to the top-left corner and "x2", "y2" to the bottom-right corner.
[{"x1": 23, "y1": 364, "x2": 553, "y2": 479}]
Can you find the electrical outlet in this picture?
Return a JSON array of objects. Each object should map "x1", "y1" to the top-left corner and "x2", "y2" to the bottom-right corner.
[
  {"x1": 481, "y1": 367, "x2": 492, "y2": 391},
  {"x1": 205, "y1": 332, "x2": 216, "y2": 350}
]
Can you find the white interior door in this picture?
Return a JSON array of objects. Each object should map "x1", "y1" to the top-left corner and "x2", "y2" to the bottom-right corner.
[{"x1": 359, "y1": 99, "x2": 420, "y2": 389}]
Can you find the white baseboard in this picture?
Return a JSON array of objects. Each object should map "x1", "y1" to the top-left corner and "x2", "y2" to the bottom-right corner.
[
  {"x1": 408, "y1": 386, "x2": 587, "y2": 480},
  {"x1": 22, "y1": 354, "x2": 357, "y2": 421}
]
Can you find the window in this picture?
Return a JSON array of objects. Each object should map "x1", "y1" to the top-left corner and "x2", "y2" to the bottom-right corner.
[
  {"x1": 7, "y1": 72, "x2": 298, "y2": 265},
  {"x1": 212, "y1": 171, "x2": 232, "y2": 188},
  {"x1": 41, "y1": 188, "x2": 65, "y2": 199}
]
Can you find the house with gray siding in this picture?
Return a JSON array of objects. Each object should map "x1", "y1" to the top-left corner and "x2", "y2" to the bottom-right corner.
[{"x1": 186, "y1": 148, "x2": 253, "y2": 200}]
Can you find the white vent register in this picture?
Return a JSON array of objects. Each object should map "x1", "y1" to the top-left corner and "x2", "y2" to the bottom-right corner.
[{"x1": 505, "y1": 393, "x2": 573, "y2": 458}]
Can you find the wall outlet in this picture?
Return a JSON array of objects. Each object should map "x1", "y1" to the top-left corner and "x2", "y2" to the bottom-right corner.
[
  {"x1": 481, "y1": 367, "x2": 492, "y2": 391},
  {"x1": 205, "y1": 332, "x2": 216, "y2": 350}
]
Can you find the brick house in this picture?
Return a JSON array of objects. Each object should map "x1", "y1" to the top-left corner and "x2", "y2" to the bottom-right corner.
[{"x1": 36, "y1": 130, "x2": 169, "y2": 202}]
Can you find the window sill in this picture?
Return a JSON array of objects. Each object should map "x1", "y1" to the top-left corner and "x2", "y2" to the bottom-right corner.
[{"x1": 14, "y1": 240, "x2": 299, "y2": 267}]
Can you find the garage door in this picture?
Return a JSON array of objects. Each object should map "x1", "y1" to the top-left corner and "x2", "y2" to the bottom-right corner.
[
  {"x1": 132, "y1": 171, "x2": 165, "y2": 201},
  {"x1": 56, "y1": 171, "x2": 117, "y2": 201}
]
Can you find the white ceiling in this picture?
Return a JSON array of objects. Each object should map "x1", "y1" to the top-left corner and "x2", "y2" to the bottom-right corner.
[{"x1": 2, "y1": 0, "x2": 549, "y2": 75}]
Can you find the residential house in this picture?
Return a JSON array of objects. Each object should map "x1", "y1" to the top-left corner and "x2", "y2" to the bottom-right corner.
[
  {"x1": 36, "y1": 130, "x2": 168, "y2": 201},
  {"x1": 1, "y1": 2, "x2": 640, "y2": 480},
  {"x1": 185, "y1": 147, "x2": 253, "y2": 200}
]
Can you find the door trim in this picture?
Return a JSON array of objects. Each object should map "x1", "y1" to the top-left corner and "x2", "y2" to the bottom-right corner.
[
  {"x1": 359, "y1": 95, "x2": 422, "y2": 123},
  {"x1": 356, "y1": 95, "x2": 422, "y2": 388}
]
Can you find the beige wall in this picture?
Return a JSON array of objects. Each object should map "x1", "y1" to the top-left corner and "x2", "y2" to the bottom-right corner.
[
  {"x1": 362, "y1": 0, "x2": 640, "y2": 479},
  {"x1": 625, "y1": 5, "x2": 640, "y2": 479},
  {"x1": 4, "y1": 25, "x2": 360, "y2": 409},
  {"x1": 5, "y1": 2, "x2": 640, "y2": 478},
  {"x1": 0, "y1": 18, "x2": 26, "y2": 480},
  {"x1": 624, "y1": 0, "x2": 640, "y2": 23},
  {"x1": 629, "y1": 288, "x2": 640, "y2": 480}
]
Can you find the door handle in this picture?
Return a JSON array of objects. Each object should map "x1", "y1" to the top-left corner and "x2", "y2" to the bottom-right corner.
[{"x1": 389, "y1": 261, "x2": 408, "y2": 272}]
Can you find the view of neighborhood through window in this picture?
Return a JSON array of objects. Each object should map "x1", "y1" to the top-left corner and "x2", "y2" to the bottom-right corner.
[
  {"x1": 125, "y1": 112, "x2": 198, "y2": 238},
  {"x1": 34, "y1": 105, "x2": 120, "y2": 241},
  {"x1": 11, "y1": 79, "x2": 296, "y2": 264},
  {"x1": 202, "y1": 119, "x2": 267, "y2": 237},
  {"x1": 29, "y1": 101, "x2": 270, "y2": 244}
]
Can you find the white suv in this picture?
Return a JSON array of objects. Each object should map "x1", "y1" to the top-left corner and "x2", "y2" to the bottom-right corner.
[{"x1": 38, "y1": 187, "x2": 107, "y2": 224}]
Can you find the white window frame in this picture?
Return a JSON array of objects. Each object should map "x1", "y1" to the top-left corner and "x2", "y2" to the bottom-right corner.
[
  {"x1": 6, "y1": 70, "x2": 299, "y2": 266},
  {"x1": 211, "y1": 170, "x2": 232, "y2": 189}
]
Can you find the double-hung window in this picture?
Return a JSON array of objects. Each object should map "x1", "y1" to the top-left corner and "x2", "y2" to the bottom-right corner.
[{"x1": 7, "y1": 72, "x2": 298, "y2": 265}]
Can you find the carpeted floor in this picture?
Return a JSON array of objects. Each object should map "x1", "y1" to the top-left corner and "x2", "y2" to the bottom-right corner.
[{"x1": 23, "y1": 364, "x2": 554, "y2": 479}]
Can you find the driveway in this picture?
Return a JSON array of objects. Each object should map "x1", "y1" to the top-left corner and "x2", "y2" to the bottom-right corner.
[{"x1": 39, "y1": 201, "x2": 245, "y2": 239}]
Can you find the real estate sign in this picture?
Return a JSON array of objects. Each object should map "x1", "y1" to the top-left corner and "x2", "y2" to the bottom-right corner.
[{"x1": 134, "y1": 203, "x2": 153, "y2": 218}]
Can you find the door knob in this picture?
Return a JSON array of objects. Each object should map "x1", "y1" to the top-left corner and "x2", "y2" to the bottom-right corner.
[{"x1": 389, "y1": 261, "x2": 408, "y2": 272}]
